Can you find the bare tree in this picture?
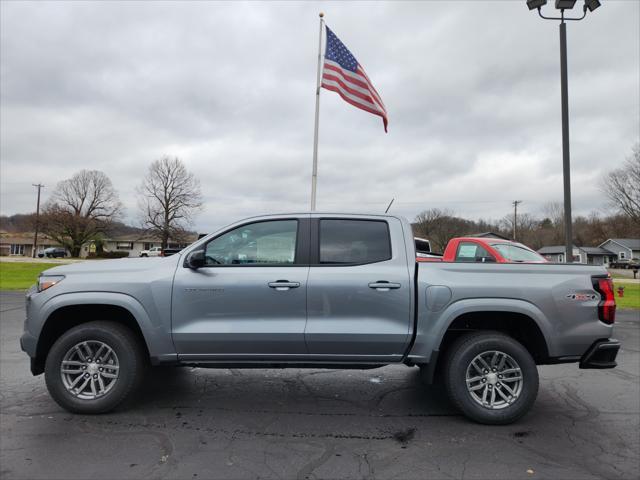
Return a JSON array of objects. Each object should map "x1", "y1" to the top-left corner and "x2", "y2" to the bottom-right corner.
[
  {"x1": 413, "y1": 208, "x2": 472, "y2": 252},
  {"x1": 539, "y1": 201, "x2": 565, "y2": 245},
  {"x1": 138, "y1": 156, "x2": 203, "y2": 249},
  {"x1": 500, "y1": 213, "x2": 540, "y2": 248},
  {"x1": 41, "y1": 170, "x2": 122, "y2": 257},
  {"x1": 601, "y1": 143, "x2": 640, "y2": 224}
]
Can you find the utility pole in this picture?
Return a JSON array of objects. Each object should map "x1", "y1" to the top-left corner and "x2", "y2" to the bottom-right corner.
[
  {"x1": 32, "y1": 184, "x2": 44, "y2": 258},
  {"x1": 512, "y1": 200, "x2": 522, "y2": 241}
]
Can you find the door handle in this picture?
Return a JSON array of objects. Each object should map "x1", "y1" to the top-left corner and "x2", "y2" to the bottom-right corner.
[
  {"x1": 368, "y1": 281, "x2": 401, "y2": 291},
  {"x1": 268, "y1": 280, "x2": 301, "y2": 291}
]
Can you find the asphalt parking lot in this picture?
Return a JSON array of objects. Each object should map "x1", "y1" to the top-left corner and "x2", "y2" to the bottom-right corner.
[{"x1": 1, "y1": 291, "x2": 638, "y2": 480}]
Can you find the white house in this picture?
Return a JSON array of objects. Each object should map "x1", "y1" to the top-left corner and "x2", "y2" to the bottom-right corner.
[{"x1": 82, "y1": 234, "x2": 197, "y2": 258}]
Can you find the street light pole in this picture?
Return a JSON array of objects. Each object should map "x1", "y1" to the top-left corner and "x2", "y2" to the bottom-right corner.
[
  {"x1": 559, "y1": 19, "x2": 573, "y2": 263},
  {"x1": 527, "y1": 0, "x2": 601, "y2": 263}
]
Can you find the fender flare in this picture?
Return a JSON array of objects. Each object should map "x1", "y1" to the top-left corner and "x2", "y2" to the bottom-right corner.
[
  {"x1": 38, "y1": 292, "x2": 177, "y2": 364},
  {"x1": 409, "y1": 298, "x2": 557, "y2": 363}
]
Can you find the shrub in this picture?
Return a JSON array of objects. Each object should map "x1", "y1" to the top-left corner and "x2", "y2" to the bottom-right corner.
[{"x1": 87, "y1": 251, "x2": 130, "y2": 259}]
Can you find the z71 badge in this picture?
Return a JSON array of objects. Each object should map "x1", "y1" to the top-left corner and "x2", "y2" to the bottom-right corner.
[{"x1": 566, "y1": 293, "x2": 598, "y2": 301}]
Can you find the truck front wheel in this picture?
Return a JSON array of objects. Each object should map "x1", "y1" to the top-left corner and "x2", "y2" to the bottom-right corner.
[
  {"x1": 443, "y1": 331, "x2": 539, "y2": 425},
  {"x1": 44, "y1": 321, "x2": 146, "y2": 414}
]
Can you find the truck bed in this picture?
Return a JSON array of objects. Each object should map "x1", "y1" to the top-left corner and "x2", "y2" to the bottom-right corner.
[{"x1": 408, "y1": 261, "x2": 613, "y2": 363}]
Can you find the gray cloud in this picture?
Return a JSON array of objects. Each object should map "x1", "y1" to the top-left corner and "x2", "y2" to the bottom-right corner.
[{"x1": 1, "y1": 0, "x2": 638, "y2": 233}]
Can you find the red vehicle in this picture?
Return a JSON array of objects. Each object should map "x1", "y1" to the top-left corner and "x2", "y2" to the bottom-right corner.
[{"x1": 416, "y1": 237, "x2": 547, "y2": 263}]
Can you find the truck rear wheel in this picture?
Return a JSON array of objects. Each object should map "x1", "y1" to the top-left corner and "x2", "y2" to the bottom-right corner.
[
  {"x1": 44, "y1": 321, "x2": 145, "y2": 414},
  {"x1": 443, "y1": 331, "x2": 539, "y2": 425}
]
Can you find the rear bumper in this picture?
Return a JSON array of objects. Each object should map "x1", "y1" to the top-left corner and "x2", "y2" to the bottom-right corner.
[{"x1": 579, "y1": 339, "x2": 620, "y2": 369}]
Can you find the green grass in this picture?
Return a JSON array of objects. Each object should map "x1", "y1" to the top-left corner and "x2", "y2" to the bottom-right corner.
[
  {"x1": 0, "y1": 262, "x2": 60, "y2": 290},
  {"x1": 614, "y1": 281, "x2": 640, "y2": 310},
  {"x1": 608, "y1": 270, "x2": 635, "y2": 280}
]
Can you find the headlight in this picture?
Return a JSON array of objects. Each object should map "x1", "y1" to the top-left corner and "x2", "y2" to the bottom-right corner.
[{"x1": 37, "y1": 275, "x2": 65, "y2": 292}]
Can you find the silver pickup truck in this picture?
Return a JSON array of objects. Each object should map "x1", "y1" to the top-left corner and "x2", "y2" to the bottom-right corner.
[{"x1": 20, "y1": 213, "x2": 620, "y2": 424}]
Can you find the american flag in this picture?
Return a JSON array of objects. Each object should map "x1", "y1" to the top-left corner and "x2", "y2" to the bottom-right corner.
[{"x1": 321, "y1": 26, "x2": 388, "y2": 132}]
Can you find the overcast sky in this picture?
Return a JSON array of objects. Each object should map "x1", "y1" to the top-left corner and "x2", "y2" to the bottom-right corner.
[{"x1": 1, "y1": 1, "x2": 638, "y2": 233}]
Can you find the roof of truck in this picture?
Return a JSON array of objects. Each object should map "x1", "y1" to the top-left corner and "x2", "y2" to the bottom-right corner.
[
  {"x1": 238, "y1": 212, "x2": 408, "y2": 220},
  {"x1": 452, "y1": 237, "x2": 515, "y2": 244}
]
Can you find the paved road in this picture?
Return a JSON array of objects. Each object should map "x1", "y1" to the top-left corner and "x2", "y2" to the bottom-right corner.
[{"x1": 1, "y1": 291, "x2": 638, "y2": 479}]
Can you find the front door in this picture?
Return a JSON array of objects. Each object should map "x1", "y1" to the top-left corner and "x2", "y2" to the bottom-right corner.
[
  {"x1": 172, "y1": 218, "x2": 310, "y2": 360},
  {"x1": 304, "y1": 217, "x2": 413, "y2": 362}
]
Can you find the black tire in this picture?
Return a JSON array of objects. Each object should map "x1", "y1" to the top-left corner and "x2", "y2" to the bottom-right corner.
[
  {"x1": 44, "y1": 321, "x2": 146, "y2": 414},
  {"x1": 141, "y1": 254, "x2": 148, "y2": 257},
  {"x1": 443, "y1": 331, "x2": 539, "y2": 425}
]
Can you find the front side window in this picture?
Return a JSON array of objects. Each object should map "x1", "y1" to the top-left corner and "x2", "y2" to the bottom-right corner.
[
  {"x1": 319, "y1": 219, "x2": 391, "y2": 264},
  {"x1": 204, "y1": 220, "x2": 298, "y2": 266},
  {"x1": 455, "y1": 242, "x2": 496, "y2": 263}
]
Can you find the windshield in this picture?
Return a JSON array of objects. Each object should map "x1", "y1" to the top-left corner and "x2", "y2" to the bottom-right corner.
[{"x1": 490, "y1": 243, "x2": 546, "y2": 262}]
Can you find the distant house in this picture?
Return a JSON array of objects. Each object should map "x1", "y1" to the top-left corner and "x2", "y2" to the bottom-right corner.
[
  {"x1": 598, "y1": 239, "x2": 640, "y2": 263},
  {"x1": 537, "y1": 245, "x2": 614, "y2": 265},
  {"x1": 538, "y1": 239, "x2": 640, "y2": 265},
  {"x1": 538, "y1": 245, "x2": 583, "y2": 264},
  {"x1": 579, "y1": 247, "x2": 616, "y2": 266},
  {"x1": 0, "y1": 233, "x2": 61, "y2": 257},
  {"x1": 83, "y1": 234, "x2": 198, "y2": 258},
  {"x1": 1, "y1": 231, "x2": 197, "y2": 258}
]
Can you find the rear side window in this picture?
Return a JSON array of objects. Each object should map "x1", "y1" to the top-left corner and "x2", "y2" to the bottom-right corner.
[
  {"x1": 415, "y1": 238, "x2": 431, "y2": 253},
  {"x1": 319, "y1": 219, "x2": 391, "y2": 265},
  {"x1": 455, "y1": 242, "x2": 496, "y2": 263}
]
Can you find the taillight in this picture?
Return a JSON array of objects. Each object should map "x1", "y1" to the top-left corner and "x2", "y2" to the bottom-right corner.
[{"x1": 592, "y1": 276, "x2": 616, "y2": 324}]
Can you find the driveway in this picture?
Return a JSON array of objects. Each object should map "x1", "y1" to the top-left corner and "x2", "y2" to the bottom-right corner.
[{"x1": 1, "y1": 291, "x2": 638, "y2": 479}]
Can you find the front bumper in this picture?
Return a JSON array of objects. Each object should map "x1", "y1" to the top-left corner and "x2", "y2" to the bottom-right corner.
[
  {"x1": 20, "y1": 331, "x2": 44, "y2": 375},
  {"x1": 579, "y1": 339, "x2": 620, "y2": 369},
  {"x1": 20, "y1": 331, "x2": 37, "y2": 357}
]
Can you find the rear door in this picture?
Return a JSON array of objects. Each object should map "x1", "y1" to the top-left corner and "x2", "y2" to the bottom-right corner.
[{"x1": 304, "y1": 216, "x2": 413, "y2": 361}]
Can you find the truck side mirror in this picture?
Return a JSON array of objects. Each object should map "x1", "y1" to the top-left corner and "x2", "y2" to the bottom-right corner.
[{"x1": 185, "y1": 249, "x2": 205, "y2": 269}]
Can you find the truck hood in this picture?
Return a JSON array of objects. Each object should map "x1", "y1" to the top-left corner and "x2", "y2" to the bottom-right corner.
[{"x1": 41, "y1": 258, "x2": 172, "y2": 276}]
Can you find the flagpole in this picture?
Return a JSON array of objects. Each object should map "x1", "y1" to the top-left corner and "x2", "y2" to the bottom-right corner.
[{"x1": 310, "y1": 12, "x2": 324, "y2": 211}]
